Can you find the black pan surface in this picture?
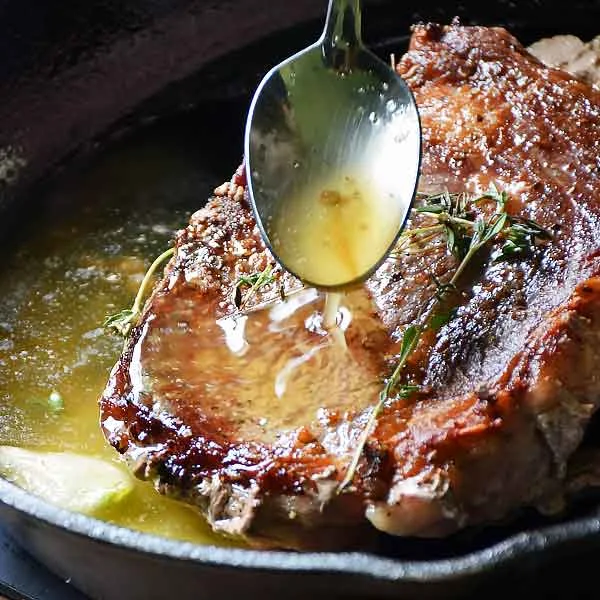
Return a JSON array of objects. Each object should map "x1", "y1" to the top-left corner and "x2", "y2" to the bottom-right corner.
[{"x1": 2, "y1": 1, "x2": 600, "y2": 598}]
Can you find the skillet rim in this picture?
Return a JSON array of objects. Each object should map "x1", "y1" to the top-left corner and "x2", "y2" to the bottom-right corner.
[{"x1": 1, "y1": 475, "x2": 599, "y2": 582}]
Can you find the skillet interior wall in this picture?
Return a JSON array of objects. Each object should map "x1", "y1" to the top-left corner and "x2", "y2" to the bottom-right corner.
[{"x1": 0, "y1": 0, "x2": 600, "y2": 239}]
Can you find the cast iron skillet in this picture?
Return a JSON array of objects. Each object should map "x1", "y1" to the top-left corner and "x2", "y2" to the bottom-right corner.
[{"x1": 2, "y1": 1, "x2": 600, "y2": 598}]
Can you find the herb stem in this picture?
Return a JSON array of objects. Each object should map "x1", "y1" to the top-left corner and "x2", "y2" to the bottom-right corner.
[
  {"x1": 403, "y1": 224, "x2": 445, "y2": 237},
  {"x1": 337, "y1": 316, "x2": 423, "y2": 491},
  {"x1": 103, "y1": 247, "x2": 175, "y2": 338},
  {"x1": 236, "y1": 264, "x2": 275, "y2": 312},
  {"x1": 132, "y1": 248, "x2": 175, "y2": 314},
  {"x1": 395, "y1": 225, "x2": 446, "y2": 255},
  {"x1": 444, "y1": 215, "x2": 476, "y2": 228},
  {"x1": 450, "y1": 245, "x2": 477, "y2": 286}
]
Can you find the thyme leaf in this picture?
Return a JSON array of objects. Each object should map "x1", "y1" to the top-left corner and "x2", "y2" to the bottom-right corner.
[
  {"x1": 493, "y1": 217, "x2": 552, "y2": 263},
  {"x1": 481, "y1": 182, "x2": 509, "y2": 211},
  {"x1": 399, "y1": 325, "x2": 418, "y2": 364},
  {"x1": 397, "y1": 384, "x2": 420, "y2": 398},
  {"x1": 235, "y1": 267, "x2": 276, "y2": 289},
  {"x1": 429, "y1": 308, "x2": 457, "y2": 331},
  {"x1": 233, "y1": 264, "x2": 276, "y2": 311},
  {"x1": 103, "y1": 309, "x2": 138, "y2": 337}
]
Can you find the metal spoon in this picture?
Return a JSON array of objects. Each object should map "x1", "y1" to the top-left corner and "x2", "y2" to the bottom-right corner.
[{"x1": 244, "y1": 0, "x2": 421, "y2": 290}]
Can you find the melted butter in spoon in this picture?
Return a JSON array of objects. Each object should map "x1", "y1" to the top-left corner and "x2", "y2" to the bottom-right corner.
[{"x1": 270, "y1": 174, "x2": 402, "y2": 288}]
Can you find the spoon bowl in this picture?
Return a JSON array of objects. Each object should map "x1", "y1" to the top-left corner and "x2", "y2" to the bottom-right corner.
[{"x1": 245, "y1": 0, "x2": 421, "y2": 289}]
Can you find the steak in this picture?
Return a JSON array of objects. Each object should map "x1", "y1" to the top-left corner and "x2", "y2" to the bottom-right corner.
[{"x1": 100, "y1": 23, "x2": 600, "y2": 549}]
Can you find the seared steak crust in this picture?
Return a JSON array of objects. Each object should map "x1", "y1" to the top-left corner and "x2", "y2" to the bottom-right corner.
[{"x1": 100, "y1": 24, "x2": 600, "y2": 548}]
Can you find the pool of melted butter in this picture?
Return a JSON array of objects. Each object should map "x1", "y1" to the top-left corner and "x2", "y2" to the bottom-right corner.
[
  {"x1": 0, "y1": 116, "x2": 244, "y2": 546},
  {"x1": 137, "y1": 286, "x2": 388, "y2": 444}
]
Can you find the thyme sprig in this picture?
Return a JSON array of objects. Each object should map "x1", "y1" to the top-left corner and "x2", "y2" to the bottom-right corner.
[
  {"x1": 394, "y1": 185, "x2": 550, "y2": 262},
  {"x1": 104, "y1": 247, "x2": 175, "y2": 337},
  {"x1": 338, "y1": 186, "x2": 551, "y2": 492},
  {"x1": 232, "y1": 264, "x2": 277, "y2": 311}
]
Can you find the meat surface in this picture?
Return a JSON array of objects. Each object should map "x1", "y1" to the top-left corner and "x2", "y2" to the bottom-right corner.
[{"x1": 100, "y1": 23, "x2": 600, "y2": 549}]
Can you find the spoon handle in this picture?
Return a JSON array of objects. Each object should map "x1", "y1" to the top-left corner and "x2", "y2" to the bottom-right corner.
[{"x1": 322, "y1": 0, "x2": 363, "y2": 64}]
